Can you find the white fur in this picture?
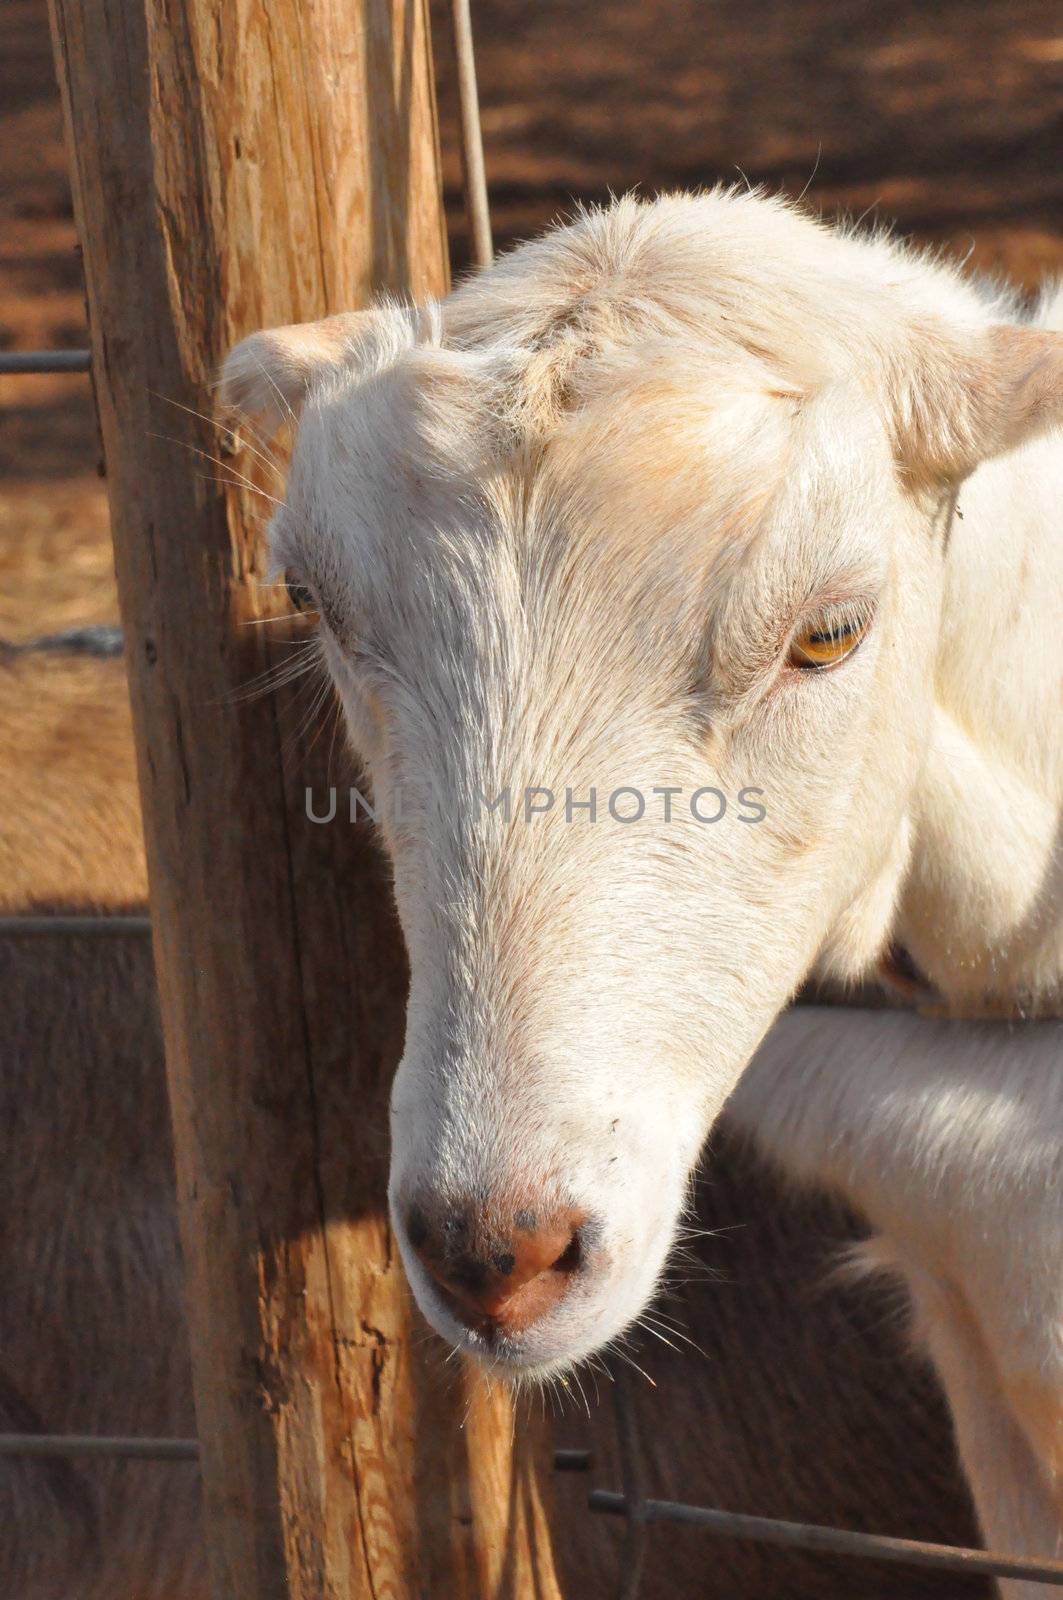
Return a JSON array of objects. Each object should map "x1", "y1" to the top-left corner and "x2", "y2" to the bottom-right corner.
[
  {"x1": 222, "y1": 190, "x2": 1063, "y2": 1581},
  {"x1": 729, "y1": 1007, "x2": 1063, "y2": 1597}
]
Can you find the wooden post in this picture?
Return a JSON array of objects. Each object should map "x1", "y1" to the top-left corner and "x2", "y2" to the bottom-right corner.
[{"x1": 46, "y1": 2, "x2": 561, "y2": 1596}]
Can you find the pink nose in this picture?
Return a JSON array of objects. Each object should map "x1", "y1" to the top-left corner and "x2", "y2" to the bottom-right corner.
[{"x1": 404, "y1": 1196, "x2": 587, "y2": 1337}]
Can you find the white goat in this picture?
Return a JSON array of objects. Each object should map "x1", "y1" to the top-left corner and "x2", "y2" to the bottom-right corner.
[{"x1": 223, "y1": 190, "x2": 1063, "y2": 1592}]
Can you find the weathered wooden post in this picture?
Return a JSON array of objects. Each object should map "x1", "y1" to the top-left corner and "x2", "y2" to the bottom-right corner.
[{"x1": 46, "y1": 1, "x2": 561, "y2": 1595}]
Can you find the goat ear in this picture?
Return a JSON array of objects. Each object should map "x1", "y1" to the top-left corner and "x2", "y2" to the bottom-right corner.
[
  {"x1": 219, "y1": 311, "x2": 376, "y2": 432},
  {"x1": 894, "y1": 322, "x2": 1063, "y2": 489}
]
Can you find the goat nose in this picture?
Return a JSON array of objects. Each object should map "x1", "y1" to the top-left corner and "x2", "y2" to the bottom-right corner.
[{"x1": 404, "y1": 1198, "x2": 586, "y2": 1337}]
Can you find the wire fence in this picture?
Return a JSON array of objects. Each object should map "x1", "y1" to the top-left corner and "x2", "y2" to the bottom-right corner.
[
  {"x1": 0, "y1": 348, "x2": 140, "y2": 955},
  {"x1": 7, "y1": 1394, "x2": 1063, "y2": 1593},
  {"x1": 580, "y1": 1371, "x2": 1063, "y2": 1594}
]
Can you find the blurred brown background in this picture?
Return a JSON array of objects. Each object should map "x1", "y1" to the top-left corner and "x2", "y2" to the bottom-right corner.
[{"x1": 1, "y1": 0, "x2": 1061, "y2": 869}]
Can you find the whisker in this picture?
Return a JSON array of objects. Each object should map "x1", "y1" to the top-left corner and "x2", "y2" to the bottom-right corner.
[
  {"x1": 568, "y1": 1366, "x2": 592, "y2": 1419},
  {"x1": 149, "y1": 431, "x2": 284, "y2": 508},
  {"x1": 151, "y1": 391, "x2": 286, "y2": 483},
  {"x1": 586, "y1": 1351, "x2": 614, "y2": 1385},
  {"x1": 208, "y1": 363, "x2": 299, "y2": 464},
  {"x1": 325, "y1": 696, "x2": 347, "y2": 784},
  {"x1": 640, "y1": 1306, "x2": 708, "y2": 1358},
  {"x1": 225, "y1": 640, "x2": 321, "y2": 705},
  {"x1": 285, "y1": 670, "x2": 334, "y2": 759},
  {"x1": 302, "y1": 680, "x2": 340, "y2": 761},
  {"x1": 634, "y1": 1320, "x2": 680, "y2": 1355},
  {"x1": 795, "y1": 142, "x2": 823, "y2": 207},
  {"x1": 252, "y1": 353, "x2": 299, "y2": 428},
  {"x1": 186, "y1": 471, "x2": 274, "y2": 518},
  {"x1": 674, "y1": 1222, "x2": 746, "y2": 1241},
  {"x1": 606, "y1": 1344, "x2": 656, "y2": 1388}
]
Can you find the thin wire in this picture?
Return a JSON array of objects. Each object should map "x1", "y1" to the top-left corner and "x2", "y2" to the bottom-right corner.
[
  {"x1": 450, "y1": 0, "x2": 493, "y2": 268},
  {"x1": 0, "y1": 916, "x2": 152, "y2": 936},
  {"x1": 0, "y1": 350, "x2": 90, "y2": 374},
  {"x1": 588, "y1": 1490, "x2": 1063, "y2": 1589},
  {"x1": 609, "y1": 1360, "x2": 649, "y2": 1600}
]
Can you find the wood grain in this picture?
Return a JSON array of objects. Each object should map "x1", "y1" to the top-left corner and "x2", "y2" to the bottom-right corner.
[{"x1": 45, "y1": 0, "x2": 560, "y2": 1594}]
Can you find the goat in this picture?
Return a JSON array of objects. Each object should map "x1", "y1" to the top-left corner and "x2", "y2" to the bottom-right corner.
[{"x1": 224, "y1": 188, "x2": 1063, "y2": 1592}]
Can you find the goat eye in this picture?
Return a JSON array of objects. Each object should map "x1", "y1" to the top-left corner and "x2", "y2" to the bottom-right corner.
[
  {"x1": 284, "y1": 570, "x2": 319, "y2": 620},
  {"x1": 788, "y1": 609, "x2": 870, "y2": 670}
]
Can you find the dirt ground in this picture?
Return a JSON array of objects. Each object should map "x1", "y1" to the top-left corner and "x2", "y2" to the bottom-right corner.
[{"x1": 1, "y1": 0, "x2": 1061, "y2": 881}]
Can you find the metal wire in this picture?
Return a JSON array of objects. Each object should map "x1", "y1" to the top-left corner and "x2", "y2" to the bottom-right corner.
[
  {"x1": 449, "y1": 0, "x2": 493, "y2": 268},
  {"x1": 590, "y1": 1342, "x2": 1063, "y2": 1592},
  {"x1": 609, "y1": 1365, "x2": 649, "y2": 1600},
  {"x1": 0, "y1": 916, "x2": 152, "y2": 936},
  {"x1": 0, "y1": 350, "x2": 91, "y2": 374},
  {"x1": 13, "y1": 624, "x2": 124, "y2": 657},
  {"x1": 589, "y1": 1490, "x2": 1063, "y2": 1590},
  {"x1": 0, "y1": 1433, "x2": 197, "y2": 1461}
]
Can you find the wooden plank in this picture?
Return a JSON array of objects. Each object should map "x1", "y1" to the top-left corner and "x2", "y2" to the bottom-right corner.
[{"x1": 45, "y1": 0, "x2": 560, "y2": 1594}]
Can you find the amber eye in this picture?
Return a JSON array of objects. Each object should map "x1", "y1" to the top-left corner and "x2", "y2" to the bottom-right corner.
[
  {"x1": 788, "y1": 609, "x2": 871, "y2": 670},
  {"x1": 285, "y1": 570, "x2": 319, "y2": 620}
]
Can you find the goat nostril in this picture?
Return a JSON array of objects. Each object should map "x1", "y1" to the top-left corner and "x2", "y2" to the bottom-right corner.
[
  {"x1": 405, "y1": 1204, "x2": 429, "y2": 1251},
  {"x1": 553, "y1": 1232, "x2": 582, "y2": 1274}
]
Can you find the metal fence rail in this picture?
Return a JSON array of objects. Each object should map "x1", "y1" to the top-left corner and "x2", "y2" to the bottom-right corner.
[
  {"x1": 0, "y1": 915, "x2": 152, "y2": 935},
  {"x1": 9, "y1": 1419, "x2": 1063, "y2": 1593},
  {"x1": 0, "y1": 350, "x2": 91, "y2": 374},
  {"x1": 585, "y1": 1363, "x2": 1063, "y2": 1594},
  {"x1": 590, "y1": 1489, "x2": 1063, "y2": 1589}
]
